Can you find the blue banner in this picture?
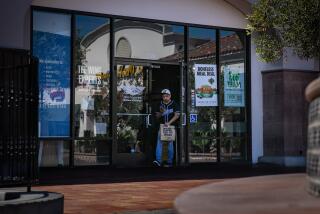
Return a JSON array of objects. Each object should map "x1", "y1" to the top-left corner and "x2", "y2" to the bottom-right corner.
[{"x1": 33, "y1": 31, "x2": 71, "y2": 137}]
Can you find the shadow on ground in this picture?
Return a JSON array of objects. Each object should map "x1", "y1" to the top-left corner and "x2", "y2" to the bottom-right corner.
[{"x1": 37, "y1": 163, "x2": 305, "y2": 186}]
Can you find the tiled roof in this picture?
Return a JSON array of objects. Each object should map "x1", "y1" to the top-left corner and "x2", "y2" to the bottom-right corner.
[{"x1": 161, "y1": 34, "x2": 244, "y2": 61}]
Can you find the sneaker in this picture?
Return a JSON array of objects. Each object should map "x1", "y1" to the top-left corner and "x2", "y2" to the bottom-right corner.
[{"x1": 153, "y1": 160, "x2": 161, "y2": 167}]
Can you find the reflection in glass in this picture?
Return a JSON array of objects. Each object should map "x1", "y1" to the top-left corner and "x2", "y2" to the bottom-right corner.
[
  {"x1": 74, "y1": 15, "x2": 110, "y2": 138},
  {"x1": 220, "y1": 31, "x2": 245, "y2": 111},
  {"x1": 33, "y1": 11, "x2": 71, "y2": 137},
  {"x1": 38, "y1": 141, "x2": 69, "y2": 167},
  {"x1": 220, "y1": 138, "x2": 246, "y2": 161},
  {"x1": 189, "y1": 139, "x2": 217, "y2": 162},
  {"x1": 74, "y1": 140, "x2": 111, "y2": 165},
  {"x1": 117, "y1": 115, "x2": 145, "y2": 153},
  {"x1": 114, "y1": 19, "x2": 184, "y2": 61},
  {"x1": 221, "y1": 107, "x2": 246, "y2": 138},
  {"x1": 116, "y1": 64, "x2": 148, "y2": 153},
  {"x1": 220, "y1": 31, "x2": 247, "y2": 161},
  {"x1": 117, "y1": 65, "x2": 146, "y2": 113},
  {"x1": 188, "y1": 27, "x2": 217, "y2": 162},
  {"x1": 188, "y1": 27, "x2": 217, "y2": 133}
]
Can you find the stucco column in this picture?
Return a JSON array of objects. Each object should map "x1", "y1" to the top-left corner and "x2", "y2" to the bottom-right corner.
[
  {"x1": 260, "y1": 70, "x2": 318, "y2": 166},
  {"x1": 258, "y1": 49, "x2": 319, "y2": 166}
]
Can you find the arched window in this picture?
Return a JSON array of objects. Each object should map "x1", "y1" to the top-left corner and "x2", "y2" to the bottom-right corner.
[{"x1": 116, "y1": 38, "x2": 131, "y2": 58}]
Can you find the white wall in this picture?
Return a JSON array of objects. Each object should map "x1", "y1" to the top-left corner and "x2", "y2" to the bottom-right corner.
[
  {"x1": 115, "y1": 28, "x2": 174, "y2": 60},
  {"x1": 0, "y1": 0, "x2": 32, "y2": 49},
  {"x1": 85, "y1": 34, "x2": 110, "y2": 73},
  {"x1": 32, "y1": 0, "x2": 247, "y2": 29},
  {"x1": 250, "y1": 42, "x2": 264, "y2": 163},
  {"x1": 283, "y1": 48, "x2": 319, "y2": 71}
]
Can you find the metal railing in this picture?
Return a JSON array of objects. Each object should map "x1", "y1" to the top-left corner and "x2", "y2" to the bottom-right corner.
[{"x1": 0, "y1": 48, "x2": 39, "y2": 191}]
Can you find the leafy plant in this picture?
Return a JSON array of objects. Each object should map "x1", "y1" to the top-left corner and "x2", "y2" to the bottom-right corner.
[
  {"x1": 117, "y1": 122, "x2": 137, "y2": 142},
  {"x1": 247, "y1": 0, "x2": 320, "y2": 63}
]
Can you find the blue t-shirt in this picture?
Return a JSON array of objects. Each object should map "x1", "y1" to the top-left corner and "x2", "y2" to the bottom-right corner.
[{"x1": 158, "y1": 100, "x2": 180, "y2": 125}]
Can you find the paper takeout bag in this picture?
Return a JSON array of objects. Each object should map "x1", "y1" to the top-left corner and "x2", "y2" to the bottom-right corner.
[{"x1": 160, "y1": 124, "x2": 176, "y2": 141}]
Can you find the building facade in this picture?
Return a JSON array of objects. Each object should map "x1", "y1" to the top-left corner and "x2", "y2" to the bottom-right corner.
[{"x1": 1, "y1": 0, "x2": 318, "y2": 167}]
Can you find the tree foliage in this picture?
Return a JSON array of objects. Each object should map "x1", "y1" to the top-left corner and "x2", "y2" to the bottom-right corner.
[{"x1": 247, "y1": 0, "x2": 320, "y2": 63}]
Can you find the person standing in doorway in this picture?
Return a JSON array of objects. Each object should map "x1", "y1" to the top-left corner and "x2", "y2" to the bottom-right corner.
[{"x1": 153, "y1": 89, "x2": 180, "y2": 167}]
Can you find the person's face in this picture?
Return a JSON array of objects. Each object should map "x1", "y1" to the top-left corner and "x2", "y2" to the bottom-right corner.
[{"x1": 162, "y1": 93, "x2": 171, "y2": 102}]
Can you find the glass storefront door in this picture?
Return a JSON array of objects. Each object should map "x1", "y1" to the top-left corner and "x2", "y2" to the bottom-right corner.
[
  {"x1": 113, "y1": 61, "x2": 185, "y2": 166},
  {"x1": 150, "y1": 63, "x2": 186, "y2": 166},
  {"x1": 114, "y1": 62, "x2": 151, "y2": 166}
]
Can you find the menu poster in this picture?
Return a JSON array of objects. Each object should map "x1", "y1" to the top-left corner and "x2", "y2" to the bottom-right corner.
[{"x1": 194, "y1": 64, "x2": 218, "y2": 107}]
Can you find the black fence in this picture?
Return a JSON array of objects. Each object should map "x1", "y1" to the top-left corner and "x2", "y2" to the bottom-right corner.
[{"x1": 0, "y1": 48, "x2": 39, "y2": 190}]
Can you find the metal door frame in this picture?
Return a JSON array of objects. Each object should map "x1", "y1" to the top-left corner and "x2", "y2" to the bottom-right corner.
[
  {"x1": 112, "y1": 60, "x2": 153, "y2": 166},
  {"x1": 112, "y1": 59, "x2": 185, "y2": 166}
]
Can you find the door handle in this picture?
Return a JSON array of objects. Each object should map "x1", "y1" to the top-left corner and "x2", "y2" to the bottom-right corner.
[
  {"x1": 146, "y1": 114, "x2": 152, "y2": 127},
  {"x1": 182, "y1": 113, "x2": 186, "y2": 126}
]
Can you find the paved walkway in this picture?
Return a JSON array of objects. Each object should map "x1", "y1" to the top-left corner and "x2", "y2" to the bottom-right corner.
[
  {"x1": 3, "y1": 164, "x2": 304, "y2": 214},
  {"x1": 35, "y1": 179, "x2": 217, "y2": 214},
  {"x1": 175, "y1": 173, "x2": 320, "y2": 214}
]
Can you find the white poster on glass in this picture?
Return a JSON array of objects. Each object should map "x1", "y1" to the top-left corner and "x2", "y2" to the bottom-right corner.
[
  {"x1": 194, "y1": 64, "x2": 218, "y2": 107},
  {"x1": 223, "y1": 63, "x2": 245, "y2": 107}
]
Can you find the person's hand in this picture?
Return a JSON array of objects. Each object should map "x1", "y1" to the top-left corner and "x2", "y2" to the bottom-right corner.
[{"x1": 164, "y1": 123, "x2": 170, "y2": 127}]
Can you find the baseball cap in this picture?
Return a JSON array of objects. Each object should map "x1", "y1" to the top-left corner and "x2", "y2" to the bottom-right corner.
[{"x1": 161, "y1": 89, "x2": 171, "y2": 95}]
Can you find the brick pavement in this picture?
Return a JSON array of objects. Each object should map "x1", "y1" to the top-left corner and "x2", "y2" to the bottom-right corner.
[
  {"x1": 31, "y1": 164, "x2": 304, "y2": 214},
  {"x1": 35, "y1": 179, "x2": 219, "y2": 214}
]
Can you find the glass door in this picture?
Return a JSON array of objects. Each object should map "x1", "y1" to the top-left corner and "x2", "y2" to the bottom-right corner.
[
  {"x1": 149, "y1": 63, "x2": 184, "y2": 166},
  {"x1": 113, "y1": 61, "x2": 185, "y2": 166},
  {"x1": 114, "y1": 62, "x2": 153, "y2": 166}
]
